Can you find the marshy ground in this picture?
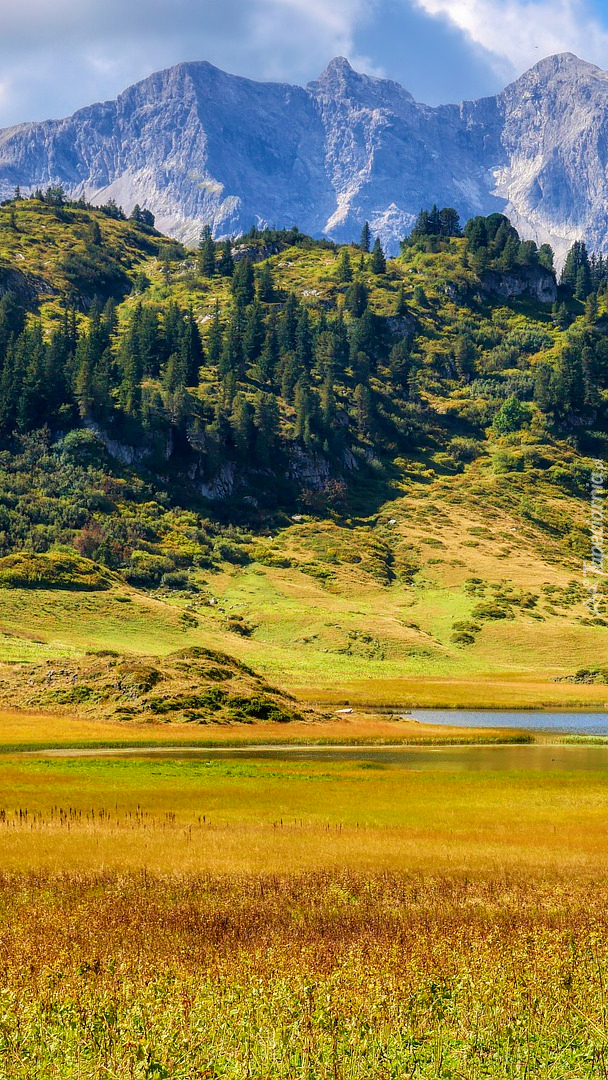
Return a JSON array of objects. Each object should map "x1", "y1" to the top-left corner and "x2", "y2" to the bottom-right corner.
[{"x1": 1, "y1": 724, "x2": 608, "y2": 1076}]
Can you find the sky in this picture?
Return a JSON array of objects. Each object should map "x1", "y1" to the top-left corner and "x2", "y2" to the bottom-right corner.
[{"x1": 0, "y1": 0, "x2": 608, "y2": 127}]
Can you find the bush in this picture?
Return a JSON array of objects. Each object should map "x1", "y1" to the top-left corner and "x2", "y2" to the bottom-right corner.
[
  {"x1": 212, "y1": 540, "x2": 251, "y2": 565},
  {"x1": 471, "y1": 602, "x2": 514, "y2": 621},
  {"x1": 0, "y1": 552, "x2": 111, "y2": 591},
  {"x1": 160, "y1": 571, "x2": 189, "y2": 589},
  {"x1": 123, "y1": 553, "x2": 176, "y2": 586}
]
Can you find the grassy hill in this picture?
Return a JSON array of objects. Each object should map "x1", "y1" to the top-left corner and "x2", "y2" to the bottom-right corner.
[{"x1": 0, "y1": 194, "x2": 606, "y2": 714}]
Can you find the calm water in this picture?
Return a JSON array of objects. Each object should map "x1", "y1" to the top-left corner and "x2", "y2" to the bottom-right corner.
[
  {"x1": 40, "y1": 712, "x2": 608, "y2": 771},
  {"x1": 45, "y1": 742, "x2": 608, "y2": 772},
  {"x1": 409, "y1": 709, "x2": 608, "y2": 734}
]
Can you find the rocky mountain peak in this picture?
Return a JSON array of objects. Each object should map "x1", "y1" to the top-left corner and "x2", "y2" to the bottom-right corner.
[{"x1": 0, "y1": 53, "x2": 608, "y2": 261}]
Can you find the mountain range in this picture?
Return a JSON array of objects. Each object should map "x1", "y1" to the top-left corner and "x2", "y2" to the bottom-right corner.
[{"x1": 0, "y1": 52, "x2": 606, "y2": 259}]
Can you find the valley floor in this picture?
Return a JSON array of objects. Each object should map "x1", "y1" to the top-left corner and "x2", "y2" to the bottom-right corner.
[{"x1": 1, "y1": 738, "x2": 608, "y2": 1076}]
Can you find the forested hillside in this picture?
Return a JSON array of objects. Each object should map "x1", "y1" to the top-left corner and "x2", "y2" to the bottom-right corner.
[{"x1": 0, "y1": 189, "x2": 606, "y2": 708}]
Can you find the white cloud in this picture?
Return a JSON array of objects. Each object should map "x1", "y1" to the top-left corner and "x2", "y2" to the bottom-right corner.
[{"x1": 410, "y1": 0, "x2": 608, "y2": 74}]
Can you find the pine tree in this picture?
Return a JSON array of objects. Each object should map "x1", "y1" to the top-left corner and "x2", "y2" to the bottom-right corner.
[
  {"x1": 253, "y1": 391, "x2": 280, "y2": 461},
  {"x1": 219, "y1": 311, "x2": 244, "y2": 379},
  {"x1": 335, "y1": 249, "x2": 353, "y2": 284},
  {"x1": 182, "y1": 308, "x2": 204, "y2": 385},
  {"x1": 231, "y1": 258, "x2": 255, "y2": 307},
  {"x1": 395, "y1": 285, "x2": 407, "y2": 317},
  {"x1": 575, "y1": 264, "x2": 592, "y2": 301},
  {"x1": 230, "y1": 393, "x2": 253, "y2": 455},
  {"x1": 280, "y1": 352, "x2": 302, "y2": 403},
  {"x1": 242, "y1": 300, "x2": 265, "y2": 367},
  {"x1": 253, "y1": 316, "x2": 279, "y2": 385},
  {"x1": 278, "y1": 293, "x2": 300, "y2": 352},
  {"x1": 294, "y1": 379, "x2": 313, "y2": 445},
  {"x1": 162, "y1": 350, "x2": 188, "y2": 395},
  {"x1": 198, "y1": 225, "x2": 216, "y2": 277},
  {"x1": 371, "y1": 238, "x2": 386, "y2": 275},
  {"x1": 218, "y1": 239, "x2": 235, "y2": 278},
  {"x1": 538, "y1": 244, "x2": 555, "y2": 272},
  {"x1": 585, "y1": 292, "x2": 599, "y2": 323},
  {"x1": 354, "y1": 383, "x2": 373, "y2": 436},
  {"x1": 360, "y1": 222, "x2": 371, "y2": 253},
  {"x1": 438, "y1": 207, "x2": 461, "y2": 238},
  {"x1": 206, "y1": 303, "x2": 223, "y2": 366},
  {"x1": 257, "y1": 262, "x2": 275, "y2": 303},
  {"x1": 561, "y1": 241, "x2": 591, "y2": 295},
  {"x1": 344, "y1": 279, "x2": 369, "y2": 317},
  {"x1": 295, "y1": 308, "x2": 313, "y2": 372},
  {"x1": 320, "y1": 375, "x2": 335, "y2": 431}
]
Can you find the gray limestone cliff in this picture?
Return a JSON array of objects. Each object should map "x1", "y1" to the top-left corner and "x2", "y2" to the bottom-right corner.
[{"x1": 0, "y1": 52, "x2": 605, "y2": 260}]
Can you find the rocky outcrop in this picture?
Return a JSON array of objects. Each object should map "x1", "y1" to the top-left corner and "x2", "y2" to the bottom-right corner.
[
  {"x1": 0, "y1": 52, "x2": 607, "y2": 259},
  {"x1": 479, "y1": 267, "x2": 557, "y2": 303}
]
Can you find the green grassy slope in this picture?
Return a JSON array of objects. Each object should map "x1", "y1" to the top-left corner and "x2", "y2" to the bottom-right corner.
[{"x1": 0, "y1": 199, "x2": 605, "y2": 711}]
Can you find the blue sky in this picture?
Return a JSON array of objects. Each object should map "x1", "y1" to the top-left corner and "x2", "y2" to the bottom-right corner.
[{"x1": 0, "y1": 0, "x2": 608, "y2": 126}]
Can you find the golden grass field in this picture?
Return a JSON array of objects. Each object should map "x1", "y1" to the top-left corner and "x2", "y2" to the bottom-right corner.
[{"x1": 2, "y1": 726, "x2": 608, "y2": 1076}]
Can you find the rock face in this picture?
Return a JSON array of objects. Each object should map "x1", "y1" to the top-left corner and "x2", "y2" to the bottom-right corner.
[
  {"x1": 480, "y1": 267, "x2": 557, "y2": 304},
  {"x1": 0, "y1": 52, "x2": 607, "y2": 258}
]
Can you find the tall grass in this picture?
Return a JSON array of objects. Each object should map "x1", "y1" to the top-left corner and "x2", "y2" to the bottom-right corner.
[{"x1": 0, "y1": 871, "x2": 607, "y2": 1077}]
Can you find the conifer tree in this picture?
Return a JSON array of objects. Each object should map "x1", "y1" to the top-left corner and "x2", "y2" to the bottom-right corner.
[
  {"x1": 198, "y1": 225, "x2": 216, "y2": 277},
  {"x1": 231, "y1": 258, "x2": 255, "y2": 307},
  {"x1": 371, "y1": 238, "x2": 386, "y2": 274},
  {"x1": 295, "y1": 307, "x2": 313, "y2": 372},
  {"x1": 206, "y1": 303, "x2": 223, "y2": 367},
  {"x1": 257, "y1": 262, "x2": 275, "y2": 303},
  {"x1": 335, "y1": 249, "x2": 353, "y2": 283},
  {"x1": 354, "y1": 383, "x2": 373, "y2": 436},
  {"x1": 230, "y1": 392, "x2": 253, "y2": 455},
  {"x1": 395, "y1": 284, "x2": 407, "y2": 317},
  {"x1": 242, "y1": 300, "x2": 265, "y2": 367},
  {"x1": 218, "y1": 239, "x2": 235, "y2": 278},
  {"x1": 253, "y1": 316, "x2": 279, "y2": 385},
  {"x1": 253, "y1": 391, "x2": 280, "y2": 461},
  {"x1": 360, "y1": 222, "x2": 371, "y2": 253}
]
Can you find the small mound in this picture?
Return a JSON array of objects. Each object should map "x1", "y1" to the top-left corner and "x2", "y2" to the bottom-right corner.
[
  {"x1": 0, "y1": 647, "x2": 306, "y2": 726},
  {"x1": 0, "y1": 552, "x2": 112, "y2": 592}
]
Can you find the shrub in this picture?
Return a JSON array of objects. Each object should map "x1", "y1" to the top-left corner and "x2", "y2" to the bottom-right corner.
[
  {"x1": 471, "y1": 602, "x2": 514, "y2": 621},
  {"x1": 0, "y1": 552, "x2": 111, "y2": 591},
  {"x1": 212, "y1": 540, "x2": 251, "y2": 565},
  {"x1": 160, "y1": 571, "x2": 189, "y2": 589}
]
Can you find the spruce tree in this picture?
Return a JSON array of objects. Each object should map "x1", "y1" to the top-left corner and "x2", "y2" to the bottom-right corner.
[
  {"x1": 354, "y1": 383, "x2": 373, "y2": 436},
  {"x1": 198, "y1": 225, "x2": 216, "y2": 277},
  {"x1": 360, "y1": 222, "x2": 371, "y2": 253},
  {"x1": 335, "y1": 249, "x2": 353, "y2": 284},
  {"x1": 395, "y1": 285, "x2": 407, "y2": 317},
  {"x1": 257, "y1": 262, "x2": 275, "y2": 303},
  {"x1": 231, "y1": 258, "x2": 255, "y2": 307},
  {"x1": 253, "y1": 392, "x2": 280, "y2": 461},
  {"x1": 206, "y1": 303, "x2": 223, "y2": 367},
  {"x1": 230, "y1": 393, "x2": 253, "y2": 455},
  {"x1": 218, "y1": 239, "x2": 235, "y2": 278},
  {"x1": 242, "y1": 300, "x2": 265, "y2": 367},
  {"x1": 344, "y1": 279, "x2": 369, "y2": 317},
  {"x1": 254, "y1": 316, "x2": 279, "y2": 385},
  {"x1": 295, "y1": 308, "x2": 313, "y2": 372},
  {"x1": 371, "y1": 238, "x2": 386, "y2": 275}
]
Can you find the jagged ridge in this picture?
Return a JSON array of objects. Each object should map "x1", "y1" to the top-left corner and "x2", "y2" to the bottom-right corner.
[{"x1": 0, "y1": 53, "x2": 607, "y2": 260}]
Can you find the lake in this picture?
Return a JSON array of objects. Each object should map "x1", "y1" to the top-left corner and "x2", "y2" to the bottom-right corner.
[
  {"x1": 42, "y1": 742, "x2": 608, "y2": 772},
  {"x1": 408, "y1": 708, "x2": 608, "y2": 733}
]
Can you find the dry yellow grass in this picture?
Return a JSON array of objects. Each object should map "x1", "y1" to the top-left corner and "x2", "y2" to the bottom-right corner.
[
  {"x1": 3, "y1": 870, "x2": 608, "y2": 1077},
  {"x1": 297, "y1": 675, "x2": 608, "y2": 708},
  {"x1": 0, "y1": 706, "x2": 529, "y2": 748},
  {"x1": 1, "y1": 743, "x2": 608, "y2": 876}
]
